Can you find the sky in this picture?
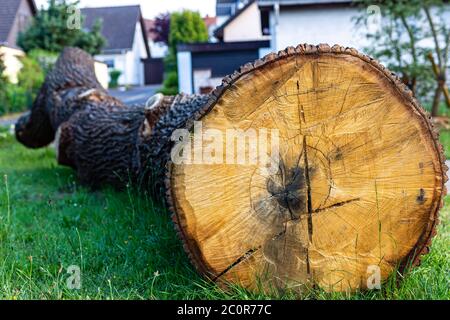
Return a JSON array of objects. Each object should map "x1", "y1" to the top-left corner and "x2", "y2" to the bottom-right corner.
[{"x1": 34, "y1": 0, "x2": 216, "y2": 19}]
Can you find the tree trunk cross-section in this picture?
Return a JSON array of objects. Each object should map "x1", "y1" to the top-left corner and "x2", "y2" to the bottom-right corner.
[
  {"x1": 167, "y1": 44, "x2": 447, "y2": 292},
  {"x1": 14, "y1": 45, "x2": 447, "y2": 293}
]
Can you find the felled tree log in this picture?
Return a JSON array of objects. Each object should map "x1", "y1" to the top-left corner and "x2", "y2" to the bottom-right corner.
[
  {"x1": 167, "y1": 44, "x2": 448, "y2": 292},
  {"x1": 15, "y1": 45, "x2": 447, "y2": 293},
  {"x1": 56, "y1": 93, "x2": 210, "y2": 189},
  {"x1": 15, "y1": 47, "x2": 124, "y2": 148}
]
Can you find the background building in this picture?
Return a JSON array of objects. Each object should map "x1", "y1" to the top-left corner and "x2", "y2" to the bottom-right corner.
[
  {"x1": 0, "y1": 0, "x2": 37, "y2": 48},
  {"x1": 81, "y1": 5, "x2": 150, "y2": 86}
]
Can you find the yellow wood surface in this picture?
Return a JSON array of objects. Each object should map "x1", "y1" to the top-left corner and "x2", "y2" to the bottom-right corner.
[{"x1": 170, "y1": 51, "x2": 445, "y2": 292}]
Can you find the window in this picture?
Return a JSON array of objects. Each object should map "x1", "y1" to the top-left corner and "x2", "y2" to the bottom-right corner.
[
  {"x1": 104, "y1": 60, "x2": 115, "y2": 68},
  {"x1": 261, "y1": 10, "x2": 271, "y2": 36}
]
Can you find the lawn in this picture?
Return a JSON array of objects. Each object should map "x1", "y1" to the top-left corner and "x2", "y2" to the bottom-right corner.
[
  {"x1": 0, "y1": 125, "x2": 449, "y2": 300},
  {"x1": 440, "y1": 130, "x2": 450, "y2": 158}
]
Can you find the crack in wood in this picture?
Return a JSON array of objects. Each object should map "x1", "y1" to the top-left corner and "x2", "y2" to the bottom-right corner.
[
  {"x1": 303, "y1": 137, "x2": 313, "y2": 242},
  {"x1": 213, "y1": 247, "x2": 261, "y2": 282},
  {"x1": 313, "y1": 198, "x2": 361, "y2": 213}
]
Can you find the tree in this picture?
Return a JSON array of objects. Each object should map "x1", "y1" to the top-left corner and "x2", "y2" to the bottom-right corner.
[
  {"x1": 422, "y1": 0, "x2": 450, "y2": 115},
  {"x1": 17, "y1": 55, "x2": 45, "y2": 101},
  {"x1": 150, "y1": 13, "x2": 170, "y2": 45},
  {"x1": 355, "y1": 0, "x2": 449, "y2": 116},
  {"x1": 17, "y1": 0, "x2": 106, "y2": 56},
  {"x1": 161, "y1": 10, "x2": 208, "y2": 95}
]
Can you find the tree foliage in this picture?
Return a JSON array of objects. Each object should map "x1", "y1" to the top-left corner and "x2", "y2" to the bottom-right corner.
[
  {"x1": 150, "y1": 13, "x2": 170, "y2": 45},
  {"x1": 0, "y1": 52, "x2": 47, "y2": 115},
  {"x1": 18, "y1": 0, "x2": 106, "y2": 56},
  {"x1": 161, "y1": 10, "x2": 208, "y2": 95},
  {"x1": 355, "y1": 0, "x2": 449, "y2": 116},
  {"x1": 0, "y1": 54, "x2": 9, "y2": 113}
]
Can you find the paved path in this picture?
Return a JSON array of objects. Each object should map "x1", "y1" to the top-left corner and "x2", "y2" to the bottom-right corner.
[
  {"x1": 108, "y1": 85, "x2": 160, "y2": 106},
  {"x1": 0, "y1": 113, "x2": 23, "y2": 127}
]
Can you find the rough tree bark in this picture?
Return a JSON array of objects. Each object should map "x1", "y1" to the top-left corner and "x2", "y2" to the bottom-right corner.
[
  {"x1": 56, "y1": 92, "x2": 210, "y2": 189},
  {"x1": 15, "y1": 47, "x2": 209, "y2": 189},
  {"x1": 15, "y1": 45, "x2": 447, "y2": 293},
  {"x1": 15, "y1": 48, "x2": 124, "y2": 148}
]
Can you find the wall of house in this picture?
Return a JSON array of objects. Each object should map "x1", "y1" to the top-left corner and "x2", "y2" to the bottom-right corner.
[
  {"x1": 272, "y1": 6, "x2": 365, "y2": 51},
  {"x1": 94, "y1": 61, "x2": 109, "y2": 89},
  {"x1": 95, "y1": 53, "x2": 125, "y2": 85},
  {"x1": 177, "y1": 46, "x2": 270, "y2": 94},
  {"x1": 129, "y1": 21, "x2": 148, "y2": 86},
  {"x1": 149, "y1": 40, "x2": 168, "y2": 59},
  {"x1": 95, "y1": 22, "x2": 148, "y2": 86},
  {"x1": 6, "y1": 0, "x2": 34, "y2": 47},
  {"x1": 271, "y1": 5, "x2": 450, "y2": 58},
  {"x1": 0, "y1": 45, "x2": 25, "y2": 84},
  {"x1": 177, "y1": 51, "x2": 193, "y2": 94},
  {"x1": 224, "y1": 2, "x2": 266, "y2": 42}
]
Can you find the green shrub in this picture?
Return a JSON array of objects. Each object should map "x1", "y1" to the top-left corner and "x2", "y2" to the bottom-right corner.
[
  {"x1": 0, "y1": 53, "x2": 44, "y2": 116},
  {"x1": 7, "y1": 84, "x2": 33, "y2": 114},
  {"x1": 28, "y1": 49, "x2": 57, "y2": 74},
  {"x1": 17, "y1": 0, "x2": 105, "y2": 55},
  {"x1": 0, "y1": 53, "x2": 10, "y2": 116},
  {"x1": 109, "y1": 69, "x2": 121, "y2": 89},
  {"x1": 160, "y1": 10, "x2": 209, "y2": 94},
  {"x1": 18, "y1": 55, "x2": 45, "y2": 98},
  {"x1": 159, "y1": 71, "x2": 179, "y2": 96}
]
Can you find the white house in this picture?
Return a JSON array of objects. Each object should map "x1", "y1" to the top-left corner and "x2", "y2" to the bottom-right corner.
[
  {"x1": 81, "y1": 5, "x2": 150, "y2": 87},
  {"x1": 178, "y1": 0, "x2": 450, "y2": 94},
  {"x1": 214, "y1": 0, "x2": 270, "y2": 42},
  {"x1": 144, "y1": 19, "x2": 168, "y2": 59},
  {"x1": 258, "y1": 0, "x2": 366, "y2": 51},
  {"x1": 216, "y1": 0, "x2": 250, "y2": 26},
  {"x1": 215, "y1": 0, "x2": 363, "y2": 50}
]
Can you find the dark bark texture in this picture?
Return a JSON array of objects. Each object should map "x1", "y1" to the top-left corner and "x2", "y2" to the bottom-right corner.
[
  {"x1": 16, "y1": 47, "x2": 209, "y2": 191},
  {"x1": 15, "y1": 47, "x2": 125, "y2": 148}
]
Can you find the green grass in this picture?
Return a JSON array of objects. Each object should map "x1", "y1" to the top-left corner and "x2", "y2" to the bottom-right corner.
[
  {"x1": 440, "y1": 130, "x2": 450, "y2": 159},
  {"x1": 0, "y1": 126, "x2": 448, "y2": 300}
]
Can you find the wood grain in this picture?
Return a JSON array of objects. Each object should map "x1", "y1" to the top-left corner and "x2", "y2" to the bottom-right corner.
[{"x1": 168, "y1": 44, "x2": 447, "y2": 292}]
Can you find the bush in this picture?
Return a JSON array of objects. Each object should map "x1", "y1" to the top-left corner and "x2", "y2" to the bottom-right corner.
[
  {"x1": 160, "y1": 10, "x2": 209, "y2": 94},
  {"x1": 18, "y1": 55, "x2": 45, "y2": 98},
  {"x1": 0, "y1": 53, "x2": 45, "y2": 116},
  {"x1": 17, "y1": 0, "x2": 105, "y2": 55},
  {"x1": 159, "y1": 71, "x2": 179, "y2": 96},
  {"x1": 28, "y1": 49, "x2": 58, "y2": 74},
  {"x1": 109, "y1": 69, "x2": 121, "y2": 89},
  {"x1": 0, "y1": 53, "x2": 8, "y2": 115}
]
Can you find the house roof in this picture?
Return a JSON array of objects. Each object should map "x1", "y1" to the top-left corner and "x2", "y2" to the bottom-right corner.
[
  {"x1": 258, "y1": 0, "x2": 352, "y2": 7},
  {"x1": 214, "y1": 0, "x2": 256, "y2": 40},
  {"x1": 178, "y1": 40, "x2": 270, "y2": 53},
  {"x1": 81, "y1": 5, "x2": 150, "y2": 56},
  {"x1": 0, "y1": 0, "x2": 37, "y2": 45},
  {"x1": 203, "y1": 15, "x2": 217, "y2": 29}
]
